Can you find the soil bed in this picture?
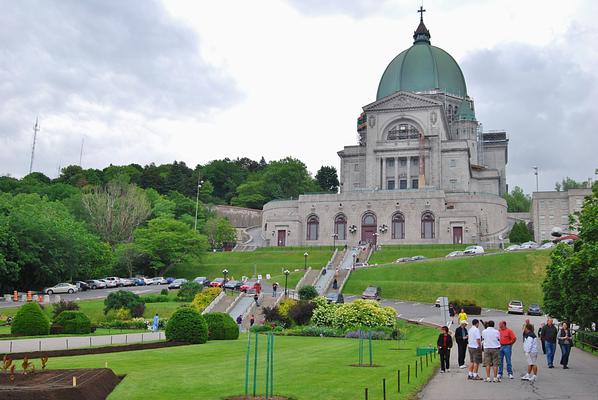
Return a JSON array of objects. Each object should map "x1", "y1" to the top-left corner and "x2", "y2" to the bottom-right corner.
[
  {"x1": 2, "y1": 340, "x2": 186, "y2": 360},
  {"x1": 0, "y1": 368, "x2": 119, "y2": 400}
]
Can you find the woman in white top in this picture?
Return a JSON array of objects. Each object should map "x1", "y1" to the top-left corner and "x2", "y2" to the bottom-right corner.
[{"x1": 522, "y1": 323, "x2": 539, "y2": 382}]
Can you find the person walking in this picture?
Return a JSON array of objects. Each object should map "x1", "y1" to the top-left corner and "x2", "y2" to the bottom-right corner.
[
  {"x1": 541, "y1": 319, "x2": 558, "y2": 368},
  {"x1": 455, "y1": 320, "x2": 469, "y2": 368},
  {"x1": 538, "y1": 323, "x2": 546, "y2": 354},
  {"x1": 236, "y1": 315, "x2": 243, "y2": 327},
  {"x1": 498, "y1": 320, "x2": 517, "y2": 379},
  {"x1": 249, "y1": 314, "x2": 255, "y2": 327},
  {"x1": 449, "y1": 304, "x2": 457, "y2": 324},
  {"x1": 522, "y1": 323, "x2": 539, "y2": 382},
  {"x1": 437, "y1": 326, "x2": 453, "y2": 373},
  {"x1": 467, "y1": 319, "x2": 483, "y2": 380},
  {"x1": 152, "y1": 313, "x2": 159, "y2": 332},
  {"x1": 272, "y1": 282, "x2": 278, "y2": 297},
  {"x1": 458, "y1": 308, "x2": 468, "y2": 324},
  {"x1": 558, "y1": 322, "x2": 572, "y2": 369},
  {"x1": 253, "y1": 293, "x2": 260, "y2": 307},
  {"x1": 482, "y1": 320, "x2": 501, "y2": 382}
]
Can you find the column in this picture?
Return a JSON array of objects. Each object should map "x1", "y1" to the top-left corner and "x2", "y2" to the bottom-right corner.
[
  {"x1": 394, "y1": 157, "x2": 399, "y2": 190},
  {"x1": 381, "y1": 157, "x2": 387, "y2": 190},
  {"x1": 407, "y1": 157, "x2": 411, "y2": 189}
]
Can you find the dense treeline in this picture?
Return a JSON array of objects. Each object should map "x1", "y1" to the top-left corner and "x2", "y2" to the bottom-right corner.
[{"x1": 0, "y1": 157, "x2": 338, "y2": 292}]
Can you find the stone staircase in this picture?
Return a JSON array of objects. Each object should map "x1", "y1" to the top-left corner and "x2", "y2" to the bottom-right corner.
[
  {"x1": 241, "y1": 293, "x2": 281, "y2": 331},
  {"x1": 210, "y1": 291, "x2": 239, "y2": 313}
]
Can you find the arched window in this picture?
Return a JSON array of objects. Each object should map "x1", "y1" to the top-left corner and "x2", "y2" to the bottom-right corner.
[
  {"x1": 306, "y1": 215, "x2": 319, "y2": 241},
  {"x1": 334, "y1": 214, "x2": 347, "y2": 240},
  {"x1": 421, "y1": 212, "x2": 435, "y2": 239},
  {"x1": 362, "y1": 213, "x2": 376, "y2": 226},
  {"x1": 391, "y1": 212, "x2": 405, "y2": 239},
  {"x1": 386, "y1": 123, "x2": 420, "y2": 140}
]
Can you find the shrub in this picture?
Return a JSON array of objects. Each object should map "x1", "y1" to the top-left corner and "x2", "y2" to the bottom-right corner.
[
  {"x1": 298, "y1": 285, "x2": 318, "y2": 301},
  {"x1": 312, "y1": 298, "x2": 396, "y2": 330},
  {"x1": 98, "y1": 318, "x2": 147, "y2": 330},
  {"x1": 285, "y1": 325, "x2": 344, "y2": 337},
  {"x1": 203, "y1": 312, "x2": 239, "y2": 340},
  {"x1": 287, "y1": 301, "x2": 316, "y2": 326},
  {"x1": 11, "y1": 302, "x2": 51, "y2": 336},
  {"x1": 165, "y1": 308, "x2": 208, "y2": 344},
  {"x1": 310, "y1": 296, "x2": 337, "y2": 327},
  {"x1": 177, "y1": 282, "x2": 203, "y2": 302},
  {"x1": 115, "y1": 307, "x2": 132, "y2": 321},
  {"x1": 191, "y1": 287, "x2": 222, "y2": 313},
  {"x1": 345, "y1": 328, "x2": 391, "y2": 340},
  {"x1": 143, "y1": 294, "x2": 170, "y2": 303},
  {"x1": 249, "y1": 324, "x2": 273, "y2": 333},
  {"x1": 160, "y1": 289, "x2": 169, "y2": 296},
  {"x1": 52, "y1": 300, "x2": 80, "y2": 320},
  {"x1": 278, "y1": 298, "x2": 297, "y2": 318},
  {"x1": 104, "y1": 290, "x2": 145, "y2": 317},
  {"x1": 54, "y1": 311, "x2": 92, "y2": 334}
]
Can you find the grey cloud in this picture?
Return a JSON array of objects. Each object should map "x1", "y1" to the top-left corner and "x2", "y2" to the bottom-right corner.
[
  {"x1": 461, "y1": 37, "x2": 598, "y2": 193},
  {"x1": 285, "y1": 0, "x2": 397, "y2": 18}
]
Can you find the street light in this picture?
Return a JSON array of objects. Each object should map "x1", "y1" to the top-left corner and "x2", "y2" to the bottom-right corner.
[
  {"x1": 373, "y1": 232, "x2": 379, "y2": 246},
  {"x1": 194, "y1": 175, "x2": 204, "y2": 231},
  {"x1": 332, "y1": 233, "x2": 338, "y2": 250},
  {"x1": 303, "y1": 252, "x2": 309, "y2": 271},
  {"x1": 533, "y1": 166, "x2": 539, "y2": 192},
  {"x1": 352, "y1": 252, "x2": 356, "y2": 271},
  {"x1": 222, "y1": 268, "x2": 228, "y2": 284},
  {"x1": 284, "y1": 269, "x2": 290, "y2": 297}
]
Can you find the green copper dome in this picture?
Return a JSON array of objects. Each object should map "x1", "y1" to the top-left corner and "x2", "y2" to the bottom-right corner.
[
  {"x1": 456, "y1": 98, "x2": 476, "y2": 121},
  {"x1": 376, "y1": 19, "x2": 467, "y2": 100}
]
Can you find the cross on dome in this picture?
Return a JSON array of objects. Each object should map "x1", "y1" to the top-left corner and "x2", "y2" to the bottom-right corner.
[{"x1": 417, "y1": 5, "x2": 426, "y2": 22}]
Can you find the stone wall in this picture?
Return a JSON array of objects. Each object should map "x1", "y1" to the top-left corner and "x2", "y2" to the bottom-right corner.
[{"x1": 211, "y1": 205, "x2": 262, "y2": 228}]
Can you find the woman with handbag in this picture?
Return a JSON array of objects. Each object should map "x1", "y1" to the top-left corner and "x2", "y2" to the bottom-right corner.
[{"x1": 558, "y1": 322, "x2": 572, "y2": 369}]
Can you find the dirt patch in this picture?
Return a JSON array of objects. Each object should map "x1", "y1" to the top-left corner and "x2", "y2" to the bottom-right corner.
[
  {"x1": 2, "y1": 340, "x2": 187, "y2": 360},
  {"x1": 0, "y1": 368, "x2": 119, "y2": 400}
]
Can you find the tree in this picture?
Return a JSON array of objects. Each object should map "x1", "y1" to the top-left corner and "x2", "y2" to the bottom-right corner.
[
  {"x1": 509, "y1": 221, "x2": 532, "y2": 244},
  {"x1": 81, "y1": 181, "x2": 151, "y2": 246},
  {"x1": 315, "y1": 166, "x2": 339, "y2": 193},
  {"x1": 555, "y1": 176, "x2": 590, "y2": 192},
  {"x1": 132, "y1": 217, "x2": 208, "y2": 275},
  {"x1": 503, "y1": 186, "x2": 531, "y2": 212},
  {"x1": 543, "y1": 185, "x2": 597, "y2": 329},
  {"x1": 203, "y1": 217, "x2": 237, "y2": 249},
  {"x1": 201, "y1": 159, "x2": 249, "y2": 203}
]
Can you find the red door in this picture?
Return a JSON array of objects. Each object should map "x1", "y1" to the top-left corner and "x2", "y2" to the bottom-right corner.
[
  {"x1": 452, "y1": 227, "x2": 463, "y2": 244},
  {"x1": 277, "y1": 230, "x2": 286, "y2": 247},
  {"x1": 361, "y1": 226, "x2": 377, "y2": 244}
]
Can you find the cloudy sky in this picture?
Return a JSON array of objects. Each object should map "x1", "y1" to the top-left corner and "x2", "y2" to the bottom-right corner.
[{"x1": 1, "y1": 0, "x2": 596, "y2": 194}]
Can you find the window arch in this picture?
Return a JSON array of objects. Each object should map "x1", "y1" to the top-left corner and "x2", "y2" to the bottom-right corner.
[
  {"x1": 386, "y1": 122, "x2": 420, "y2": 140},
  {"x1": 421, "y1": 212, "x2": 435, "y2": 239},
  {"x1": 362, "y1": 212, "x2": 376, "y2": 226},
  {"x1": 306, "y1": 215, "x2": 319, "y2": 241},
  {"x1": 334, "y1": 214, "x2": 347, "y2": 240},
  {"x1": 391, "y1": 212, "x2": 405, "y2": 239}
]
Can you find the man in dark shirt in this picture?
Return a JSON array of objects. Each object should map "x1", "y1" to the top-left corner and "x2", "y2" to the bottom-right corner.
[
  {"x1": 541, "y1": 319, "x2": 558, "y2": 368},
  {"x1": 455, "y1": 320, "x2": 469, "y2": 368}
]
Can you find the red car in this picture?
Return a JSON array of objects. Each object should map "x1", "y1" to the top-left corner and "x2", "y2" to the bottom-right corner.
[
  {"x1": 240, "y1": 280, "x2": 261, "y2": 293},
  {"x1": 210, "y1": 278, "x2": 225, "y2": 287}
]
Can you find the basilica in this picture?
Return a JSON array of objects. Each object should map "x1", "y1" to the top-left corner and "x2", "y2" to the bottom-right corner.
[{"x1": 262, "y1": 13, "x2": 509, "y2": 247}]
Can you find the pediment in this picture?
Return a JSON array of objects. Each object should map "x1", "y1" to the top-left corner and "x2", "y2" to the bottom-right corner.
[{"x1": 363, "y1": 91, "x2": 443, "y2": 112}]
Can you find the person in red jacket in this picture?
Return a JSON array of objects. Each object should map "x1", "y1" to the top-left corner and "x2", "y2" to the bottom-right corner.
[{"x1": 437, "y1": 326, "x2": 453, "y2": 372}]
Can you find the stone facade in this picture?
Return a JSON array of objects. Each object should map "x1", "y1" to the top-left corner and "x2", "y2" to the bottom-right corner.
[
  {"x1": 212, "y1": 205, "x2": 263, "y2": 228},
  {"x1": 531, "y1": 189, "x2": 591, "y2": 242}
]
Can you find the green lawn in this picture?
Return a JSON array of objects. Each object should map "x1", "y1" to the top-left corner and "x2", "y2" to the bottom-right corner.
[
  {"x1": 369, "y1": 244, "x2": 497, "y2": 264},
  {"x1": 46, "y1": 323, "x2": 438, "y2": 400},
  {"x1": 344, "y1": 251, "x2": 551, "y2": 309},
  {"x1": 0, "y1": 325, "x2": 147, "y2": 339},
  {"x1": 170, "y1": 247, "x2": 337, "y2": 289}
]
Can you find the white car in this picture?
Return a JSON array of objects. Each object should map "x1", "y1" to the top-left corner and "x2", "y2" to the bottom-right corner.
[
  {"x1": 148, "y1": 277, "x2": 167, "y2": 285},
  {"x1": 463, "y1": 245, "x2": 484, "y2": 255},
  {"x1": 520, "y1": 241, "x2": 539, "y2": 249},
  {"x1": 119, "y1": 278, "x2": 134, "y2": 286},
  {"x1": 538, "y1": 242, "x2": 555, "y2": 250},
  {"x1": 446, "y1": 251, "x2": 464, "y2": 258},
  {"x1": 505, "y1": 244, "x2": 521, "y2": 252},
  {"x1": 99, "y1": 278, "x2": 117, "y2": 288},
  {"x1": 104, "y1": 276, "x2": 122, "y2": 287},
  {"x1": 86, "y1": 279, "x2": 106, "y2": 289},
  {"x1": 44, "y1": 283, "x2": 78, "y2": 295},
  {"x1": 508, "y1": 300, "x2": 524, "y2": 314}
]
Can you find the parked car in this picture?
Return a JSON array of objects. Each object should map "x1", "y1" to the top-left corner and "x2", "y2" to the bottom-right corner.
[
  {"x1": 44, "y1": 283, "x2": 78, "y2": 295},
  {"x1": 119, "y1": 278, "x2": 134, "y2": 287},
  {"x1": 165, "y1": 277, "x2": 176, "y2": 284},
  {"x1": 508, "y1": 300, "x2": 524, "y2": 314},
  {"x1": 193, "y1": 277, "x2": 210, "y2": 286},
  {"x1": 168, "y1": 278, "x2": 188, "y2": 289},
  {"x1": 395, "y1": 257, "x2": 411, "y2": 263},
  {"x1": 133, "y1": 278, "x2": 147, "y2": 286},
  {"x1": 223, "y1": 280, "x2": 242, "y2": 291},
  {"x1": 463, "y1": 245, "x2": 485, "y2": 255},
  {"x1": 210, "y1": 278, "x2": 225, "y2": 287},
  {"x1": 86, "y1": 279, "x2": 106, "y2": 289},
  {"x1": 148, "y1": 277, "x2": 168, "y2": 285},
  {"x1": 361, "y1": 286, "x2": 381, "y2": 301},
  {"x1": 446, "y1": 251, "x2": 464, "y2": 258},
  {"x1": 538, "y1": 242, "x2": 555, "y2": 250},
  {"x1": 104, "y1": 276, "x2": 122, "y2": 287},
  {"x1": 527, "y1": 303, "x2": 542, "y2": 316},
  {"x1": 505, "y1": 244, "x2": 521, "y2": 252},
  {"x1": 520, "y1": 241, "x2": 539, "y2": 249},
  {"x1": 410, "y1": 255, "x2": 426, "y2": 261},
  {"x1": 240, "y1": 280, "x2": 260, "y2": 293},
  {"x1": 99, "y1": 279, "x2": 117, "y2": 288},
  {"x1": 326, "y1": 292, "x2": 344, "y2": 304},
  {"x1": 75, "y1": 281, "x2": 89, "y2": 291}
]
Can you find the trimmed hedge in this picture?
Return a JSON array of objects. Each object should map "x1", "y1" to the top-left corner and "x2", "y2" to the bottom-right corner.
[
  {"x1": 165, "y1": 307, "x2": 208, "y2": 344},
  {"x1": 52, "y1": 300, "x2": 80, "y2": 320},
  {"x1": 11, "y1": 302, "x2": 51, "y2": 336},
  {"x1": 298, "y1": 285, "x2": 318, "y2": 301},
  {"x1": 104, "y1": 290, "x2": 145, "y2": 317},
  {"x1": 54, "y1": 310, "x2": 92, "y2": 334},
  {"x1": 203, "y1": 312, "x2": 239, "y2": 340}
]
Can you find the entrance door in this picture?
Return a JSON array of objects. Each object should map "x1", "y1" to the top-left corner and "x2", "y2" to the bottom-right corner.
[
  {"x1": 277, "y1": 230, "x2": 286, "y2": 247},
  {"x1": 361, "y1": 212, "x2": 377, "y2": 245},
  {"x1": 452, "y1": 227, "x2": 463, "y2": 244}
]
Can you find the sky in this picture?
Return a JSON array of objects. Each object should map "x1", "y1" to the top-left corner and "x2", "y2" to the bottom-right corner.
[{"x1": 1, "y1": 0, "x2": 597, "y2": 194}]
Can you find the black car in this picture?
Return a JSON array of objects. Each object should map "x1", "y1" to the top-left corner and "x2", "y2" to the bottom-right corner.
[
  {"x1": 527, "y1": 303, "x2": 542, "y2": 316},
  {"x1": 326, "y1": 292, "x2": 344, "y2": 304},
  {"x1": 193, "y1": 277, "x2": 210, "y2": 286},
  {"x1": 76, "y1": 281, "x2": 90, "y2": 291},
  {"x1": 361, "y1": 286, "x2": 381, "y2": 301},
  {"x1": 223, "y1": 280, "x2": 242, "y2": 291}
]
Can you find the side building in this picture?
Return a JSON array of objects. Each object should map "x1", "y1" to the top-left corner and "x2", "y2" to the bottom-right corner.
[{"x1": 531, "y1": 188, "x2": 592, "y2": 242}]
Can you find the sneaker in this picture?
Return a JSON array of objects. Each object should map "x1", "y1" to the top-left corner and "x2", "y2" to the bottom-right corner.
[
  {"x1": 447, "y1": 369, "x2": 450, "y2": 372},
  {"x1": 493, "y1": 377, "x2": 500, "y2": 383},
  {"x1": 508, "y1": 374, "x2": 514, "y2": 379},
  {"x1": 497, "y1": 374, "x2": 502, "y2": 379},
  {"x1": 529, "y1": 375, "x2": 536, "y2": 382},
  {"x1": 467, "y1": 375, "x2": 473, "y2": 380},
  {"x1": 473, "y1": 376, "x2": 483, "y2": 380},
  {"x1": 563, "y1": 366, "x2": 569, "y2": 369},
  {"x1": 440, "y1": 370, "x2": 445, "y2": 373},
  {"x1": 548, "y1": 365, "x2": 554, "y2": 369},
  {"x1": 459, "y1": 365, "x2": 466, "y2": 369},
  {"x1": 521, "y1": 374, "x2": 530, "y2": 380},
  {"x1": 485, "y1": 377, "x2": 491, "y2": 382}
]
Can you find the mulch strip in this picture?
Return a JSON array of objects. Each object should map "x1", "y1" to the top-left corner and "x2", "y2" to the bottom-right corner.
[
  {"x1": 0, "y1": 368, "x2": 119, "y2": 400},
  {"x1": 2, "y1": 340, "x2": 187, "y2": 360}
]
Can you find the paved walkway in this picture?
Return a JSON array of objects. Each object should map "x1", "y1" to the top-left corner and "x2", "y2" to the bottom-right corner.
[{"x1": 0, "y1": 331, "x2": 163, "y2": 354}]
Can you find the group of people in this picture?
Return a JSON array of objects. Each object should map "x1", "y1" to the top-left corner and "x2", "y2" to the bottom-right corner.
[{"x1": 437, "y1": 312, "x2": 573, "y2": 383}]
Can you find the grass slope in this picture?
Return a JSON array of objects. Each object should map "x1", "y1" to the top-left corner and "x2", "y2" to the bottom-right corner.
[
  {"x1": 344, "y1": 251, "x2": 550, "y2": 309},
  {"x1": 170, "y1": 247, "x2": 336, "y2": 289},
  {"x1": 47, "y1": 324, "x2": 438, "y2": 400},
  {"x1": 369, "y1": 244, "x2": 497, "y2": 264}
]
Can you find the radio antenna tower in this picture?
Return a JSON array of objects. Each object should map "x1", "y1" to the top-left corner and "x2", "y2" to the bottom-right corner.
[{"x1": 29, "y1": 117, "x2": 40, "y2": 174}]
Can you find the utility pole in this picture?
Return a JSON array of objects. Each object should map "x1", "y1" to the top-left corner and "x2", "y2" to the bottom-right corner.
[
  {"x1": 194, "y1": 174, "x2": 204, "y2": 231},
  {"x1": 533, "y1": 166, "x2": 539, "y2": 192},
  {"x1": 29, "y1": 117, "x2": 40, "y2": 174}
]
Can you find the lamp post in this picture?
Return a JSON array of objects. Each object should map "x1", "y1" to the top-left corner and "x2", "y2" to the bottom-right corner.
[
  {"x1": 373, "y1": 232, "x2": 379, "y2": 246},
  {"x1": 352, "y1": 252, "x2": 356, "y2": 271},
  {"x1": 533, "y1": 166, "x2": 539, "y2": 192},
  {"x1": 303, "y1": 252, "x2": 309, "y2": 271},
  {"x1": 284, "y1": 269, "x2": 290, "y2": 297},
  {"x1": 332, "y1": 233, "x2": 338, "y2": 251},
  {"x1": 194, "y1": 175, "x2": 204, "y2": 231},
  {"x1": 222, "y1": 269, "x2": 229, "y2": 288}
]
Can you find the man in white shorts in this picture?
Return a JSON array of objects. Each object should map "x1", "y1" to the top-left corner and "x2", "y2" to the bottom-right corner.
[
  {"x1": 522, "y1": 323, "x2": 539, "y2": 382},
  {"x1": 481, "y1": 320, "x2": 501, "y2": 382}
]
